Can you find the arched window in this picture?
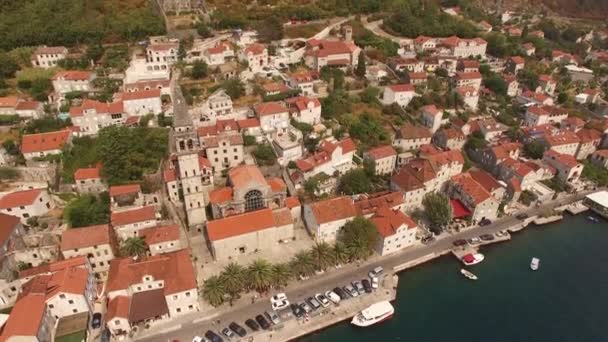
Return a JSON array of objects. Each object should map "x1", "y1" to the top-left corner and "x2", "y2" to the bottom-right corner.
[{"x1": 244, "y1": 190, "x2": 264, "y2": 212}]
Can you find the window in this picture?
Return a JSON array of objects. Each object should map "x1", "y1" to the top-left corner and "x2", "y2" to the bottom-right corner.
[
  {"x1": 115, "y1": 320, "x2": 120, "y2": 325},
  {"x1": 48, "y1": 304, "x2": 54, "y2": 309},
  {"x1": 73, "y1": 309, "x2": 78, "y2": 313},
  {"x1": 186, "y1": 292, "x2": 190, "y2": 297},
  {"x1": 176, "y1": 308, "x2": 181, "y2": 313},
  {"x1": 173, "y1": 295, "x2": 178, "y2": 300},
  {"x1": 59, "y1": 294, "x2": 65, "y2": 299},
  {"x1": 68, "y1": 300, "x2": 74, "y2": 304},
  {"x1": 22, "y1": 213, "x2": 29, "y2": 218},
  {"x1": 244, "y1": 190, "x2": 264, "y2": 212}
]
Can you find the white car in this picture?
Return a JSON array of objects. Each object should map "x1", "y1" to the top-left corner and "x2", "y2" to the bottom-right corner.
[
  {"x1": 192, "y1": 337, "x2": 204, "y2": 342},
  {"x1": 371, "y1": 276, "x2": 379, "y2": 289},
  {"x1": 325, "y1": 291, "x2": 341, "y2": 304},
  {"x1": 272, "y1": 299, "x2": 290, "y2": 311},
  {"x1": 271, "y1": 293, "x2": 287, "y2": 303},
  {"x1": 314, "y1": 293, "x2": 330, "y2": 307}
]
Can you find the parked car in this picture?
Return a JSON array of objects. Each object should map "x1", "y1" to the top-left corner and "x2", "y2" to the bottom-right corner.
[
  {"x1": 421, "y1": 236, "x2": 436, "y2": 244},
  {"x1": 192, "y1": 336, "x2": 204, "y2": 342},
  {"x1": 361, "y1": 279, "x2": 372, "y2": 293},
  {"x1": 314, "y1": 293, "x2": 330, "y2": 307},
  {"x1": 245, "y1": 319, "x2": 260, "y2": 331},
  {"x1": 333, "y1": 287, "x2": 348, "y2": 300},
  {"x1": 452, "y1": 239, "x2": 467, "y2": 247},
  {"x1": 290, "y1": 304, "x2": 305, "y2": 318},
  {"x1": 270, "y1": 293, "x2": 289, "y2": 311},
  {"x1": 352, "y1": 281, "x2": 365, "y2": 295},
  {"x1": 468, "y1": 237, "x2": 481, "y2": 244},
  {"x1": 344, "y1": 285, "x2": 358, "y2": 297},
  {"x1": 306, "y1": 297, "x2": 321, "y2": 310},
  {"x1": 368, "y1": 266, "x2": 384, "y2": 279},
  {"x1": 479, "y1": 218, "x2": 492, "y2": 226},
  {"x1": 300, "y1": 302, "x2": 313, "y2": 313},
  {"x1": 480, "y1": 234, "x2": 495, "y2": 241},
  {"x1": 255, "y1": 315, "x2": 270, "y2": 330},
  {"x1": 265, "y1": 310, "x2": 280, "y2": 325},
  {"x1": 91, "y1": 312, "x2": 102, "y2": 329},
  {"x1": 371, "y1": 276, "x2": 379, "y2": 289},
  {"x1": 221, "y1": 328, "x2": 234, "y2": 339},
  {"x1": 204, "y1": 330, "x2": 223, "y2": 342},
  {"x1": 229, "y1": 322, "x2": 247, "y2": 337},
  {"x1": 516, "y1": 213, "x2": 529, "y2": 220},
  {"x1": 325, "y1": 291, "x2": 341, "y2": 304}
]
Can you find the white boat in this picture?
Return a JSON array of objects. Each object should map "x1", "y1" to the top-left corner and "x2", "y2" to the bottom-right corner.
[
  {"x1": 461, "y1": 253, "x2": 484, "y2": 266},
  {"x1": 587, "y1": 216, "x2": 600, "y2": 223},
  {"x1": 530, "y1": 257, "x2": 540, "y2": 271},
  {"x1": 351, "y1": 301, "x2": 394, "y2": 327},
  {"x1": 460, "y1": 269, "x2": 478, "y2": 280}
]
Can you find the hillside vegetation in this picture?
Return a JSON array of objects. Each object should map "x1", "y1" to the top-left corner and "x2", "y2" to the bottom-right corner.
[{"x1": 0, "y1": 0, "x2": 165, "y2": 50}]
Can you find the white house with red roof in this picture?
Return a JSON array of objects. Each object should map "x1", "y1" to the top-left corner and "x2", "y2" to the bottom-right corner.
[
  {"x1": 506, "y1": 56, "x2": 525, "y2": 74},
  {"x1": 304, "y1": 39, "x2": 361, "y2": 71},
  {"x1": 146, "y1": 38, "x2": 179, "y2": 66},
  {"x1": 542, "y1": 150, "x2": 584, "y2": 184},
  {"x1": 139, "y1": 224, "x2": 182, "y2": 256},
  {"x1": 254, "y1": 101, "x2": 290, "y2": 133},
  {"x1": 575, "y1": 128, "x2": 602, "y2": 160},
  {"x1": 538, "y1": 74, "x2": 557, "y2": 95},
  {"x1": 115, "y1": 89, "x2": 162, "y2": 116},
  {"x1": 453, "y1": 71, "x2": 482, "y2": 90},
  {"x1": 295, "y1": 137, "x2": 357, "y2": 180},
  {"x1": 0, "y1": 189, "x2": 54, "y2": 223},
  {"x1": 51, "y1": 70, "x2": 96, "y2": 97},
  {"x1": 105, "y1": 249, "x2": 199, "y2": 337},
  {"x1": 363, "y1": 145, "x2": 397, "y2": 175},
  {"x1": 441, "y1": 36, "x2": 487, "y2": 58},
  {"x1": 285, "y1": 96, "x2": 322, "y2": 125},
  {"x1": 238, "y1": 43, "x2": 269, "y2": 73},
  {"x1": 197, "y1": 89, "x2": 234, "y2": 124},
  {"x1": 31, "y1": 45, "x2": 68, "y2": 68},
  {"x1": 69, "y1": 99, "x2": 125, "y2": 136},
  {"x1": 0, "y1": 96, "x2": 43, "y2": 119},
  {"x1": 457, "y1": 85, "x2": 479, "y2": 110},
  {"x1": 540, "y1": 130, "x2": 581, "y2": 156},
  {"x1": 448, "y1": 172, "x2": 499, "y2": 223},
  {"x1": 203, "y1": 42, "x2": 234, "y2": 66},
  {"x1": 61, "y1": 224, "x2": 117, "y2": 281},
  {"x1": 288, "y1": 71, "x2": 320, "y2": 96},
  {"x1": 74, "y1": 165, "x2": 105, "y2": 193},
  {"x1": 381, "y1": 84, "x2": 416, "y2": 108},
  {"x1": 207, "y1": 208, "x2": 294, "y2": 260},
  {"x1": 303, "y1": 196, "x2": 357, "y2": 243},
  {"x1": 111, "y1": 206, "x2": 158, "y2": 239},
  {"x1": 421, "y1": 105, "x2": 443, "y2": 133},
  {"x1": 517, "y1": 90, "x2": 554, "y2": 106},
  {"x1": 524, "y1": 105, "x2": 568, "y2": 126},
  {"x1": 370, "y1": 207, "x2": 418, "y2": 256},
  {"x1": 20, "y1": 129, "x2": 72, "y2": 161}
]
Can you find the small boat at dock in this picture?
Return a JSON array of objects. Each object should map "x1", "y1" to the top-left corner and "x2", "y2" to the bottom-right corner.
[
  {"x1": 351, "y1": 301, "x2": 394, "y2": 327},
  {"x1": 587, "y1": 216, "x2": 600, "y2": 223},
  {"x1": 530, "y1": 257, "x2": 540, "y2": 271},
  {"x1": 460, "y1": 269, "x2": 478, "y2": 280},
  {"x1": 461, "y1": 253, "x2": 484, "y2": 266}
]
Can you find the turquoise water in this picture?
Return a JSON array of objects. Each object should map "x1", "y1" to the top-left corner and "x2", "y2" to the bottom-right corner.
[{"x1": 302, "y1": 214, "x2": 608, "y2": 342}]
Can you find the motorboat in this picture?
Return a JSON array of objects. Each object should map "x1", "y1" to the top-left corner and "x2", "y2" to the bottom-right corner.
[
  {"x1": 460, "y1": 269, "x2": 478, "y2": 280},
  {"x1": 461, "y1": 253, "x2": 484, "y2": 266},
  {"x1": 587, "y1": 216, "x2": 600, "y2": 223},
  {"x1": 530, "y1": 257, "x2": 540, "y2": 271},
  {"x1": 351, "y1": 301, "x2": 394, "y2": 327}
]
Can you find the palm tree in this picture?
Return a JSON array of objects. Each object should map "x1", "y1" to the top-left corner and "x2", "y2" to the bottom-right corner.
[
  {"x1": 311, "y1": 242, "x2": 334, "y2": 271},
  {"x1": 290, "y1": 250, "x2": 315, "y2": 278},
  {"x1": 120, "y1": 237, "x2": 147, "y2": 257},
  {"x1": 202, "y1": 276, "x2": 226, "y2": 307},
  {"x1": 346, "y1": 236, "x2": 371, "y2": 261},
  {"x1": 247, "y1": 259, "x2": 273, "y2": 293},
  {"x1": 333, "y1": 242, "x2": 349, "y2": 266},
  {"x1": 220, "y1": 263, "x2": 245, "y2": 304},
  {"x1": 271, "y1": 263, "x2": 292, "y2": 289}
]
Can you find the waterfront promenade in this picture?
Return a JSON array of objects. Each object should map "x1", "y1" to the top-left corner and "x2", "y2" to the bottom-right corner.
[{"x1": 135, "y1": 190, "x2": 596, "y2": 342}]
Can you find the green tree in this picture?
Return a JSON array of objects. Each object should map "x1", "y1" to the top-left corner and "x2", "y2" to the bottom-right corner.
[
  {"x1": 221, "y1": 78, "x2": 245, "y2": 99},
  {"x1": 355, "y1": 53, "x2": 366, "y2": 78},
  {"x1": 338, "y1": 169, "x2": 373, "y2": 195},
  {"x1": 2, "y1": 139, "x2": 19, "y2": 155},
  {"x1": 247, "y1": 259, "x2": 273, "y2": 293},
  {"x1": 271, "y1": 263, "x2": 292, "y2": 289},
  {"x1": 196, "y1": 22, "x2": 213, "y2": 38},
  {"x1": 311, "y1": 242, "x2": 334, "y2": 271},
  {"x1": 333, "y1": 242, "x2": 349, "y2": 265},
  {"x1": 422, "y1": 192, "x2": 452, "y2": 231},
  {"x1": 0, "y1": 53, "x2": 19, "y2": 78},
  {"x1": 220, "y1": 262, "x2": 245, "y2": 303},
  {"x1": 524, "y1": 140, "x2": 546, "y2": 159},
  {"x1": 257, "y1": 17, "x2": 284, "y2": 43},
  {"x1": 332, "y1": 69, "x2": 345, "y2": 91},
  {"x1": 340, "y1": 217, "x2": 378, "y2": 261},
  {"x1": 120, "y1": 237, "x2": 147, "y2": 257},
  {"x1": 64, "y1": 193, "x2": 110, "y2": 228},
  {"x1": 253, "y1": 144, "x2": 276, "y2": 166},
  {"x1": 191, "y1": 60, "x2": 208, "y2": 79},
  {"x1": 290, "y1": 250, "x2": 315, "y2": 278},
  {"x1": 0, "y1": 167, "x2": 19, "y2": 180},
  {"x1": 202, "y1": 275, "x2": 226, "y2": 307}
]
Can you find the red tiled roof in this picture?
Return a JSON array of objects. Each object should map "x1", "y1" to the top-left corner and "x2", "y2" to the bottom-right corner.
[
  {"x1": 244, "y1": 43, "x2": 266, "y2": 55},
  {"x1": 262, "y1": 82, "x2": 289, "y2": 93},
  {"x1": 388, "y1": 84, "x2": 415, "y2": 92},
  {"x1": 354, "y1": 192, "x2": 404, "y2": 216},
  {"x1": 254, "y1": 102, "x2": 288, "y2": 116},
  {"x1": 455, "y1": 71, "x2": 482, "y2": 80},
  {"x1": 469, "y1": 169, "x2": 502, "y2": 192},
  {"x1": 74, "y1": 166, "x2": 101, "y2": 180},
  {"x1": 290, "y1": 71, "x2": 320, "y2": 83},
  {"x1": 207, "y1": 208, "x2": 277, "y2": 241},
  {"x1": 451, "y1": 199, "x2": 471, "y2": 218},
  {"x1": 106, "y1": 295, "x2": 131, "y2": 321},
  {"x1": 371, "y1": 207, "x2": 416, "y2": 238},
  {"x1": 576, "y1": 128, "x2": 602, "y2": 144},
  {"x1": 266, "y1": 177, "x2": 287, "y2": 192},
  {"x1": 163, "y1": 168, "x2": 176, "y2": 182},
  {"x1": 0, "y1": 189, "x2": 42, "y2": 209},
  {"x1": 237, "y1": 118, "x2": 260, "y2": 129},
  {"x1": 492, "y1": 142, "x2": 521, "y2": 160},
  {"x1": 109, "y1": 184, "x2": 141, "y2": 197},
  {"x1": 0, "y1": 293, "x2": 46, "y2": 339},
  {"x1": 391, "y1": 159, "x2": 435, "y2": 192},
  {"x1": 139, "y1": 224, "x2": 180, "y2": 245},
  {"x1": 509, "y1": 56, "x2": 525, "y2": 64},
  {"x1": 285, "y1": 196, "x2": 301, "y2": 208},
  {"x1": 451, "y1": 173, "x2": 491, "y2": 205},
  {"x1": 365, "y1": 145, "x2": 397, "y2": 160},
  {"x1": 209, "y1": 187, "x2": 233, "y2": 204},
  {"x1": 285, "y1": 96, "x2": 321, "y2": 112},
  {"x1": 543, "y1": 150, "x2": 578, "y2": 168},
  {"x1": 106, "y1": 249, "x2": 196, "y2": 295},
  {"x1": 0, "y1": 213, "x2": 20, "y2": 247},
  {"x1": 425, "y1": 149, "x2": 464, "y2": 168},
  {"x1": 273, "y1": 208, "x2": 293, "y2": 227},
  {"x1": 117, "y1": 89, "x2": 161, "y2": 101},
  {"x1": 543, "y1": 131, "x2": 580, "y2": 146},
  {"x1": 52, "y1": 70, "x2": 92, "y2": 81},
  {"x1": 21, "y1": 129, "x2": 71, "y2": 154},
  {"x1": 15, "y1": 101, "x2": 41, "y2": 111},
  {"x1": 0, "y1": 96, "x2": 19, "y2": 108},
  {"x1": 69, "y1": 99, "x2": 123, "y2": 117},
  {"x1": 309, "y1": 196, "x2": 356, "y2": 224},
  {"x1": 229, "y1": 165, "x2": 266, "y2": 190},
  {"x1": 397, "y1": 123, "x2": 432, "y2": 140},
  {"x1": 34, "y1": 46, "x2": 67, "y2": 55},
  {"x1": 305, "y1": 40, "x2": 357, "y2": 58},
  {"x1": 61, "y1": 224, "x2": 112, "y2": 251},
  {"x1": 111, "y1": 206, "x2": 156, "y2": 226}
]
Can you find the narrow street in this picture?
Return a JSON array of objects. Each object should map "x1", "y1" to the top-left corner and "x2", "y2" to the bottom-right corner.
[{"x1": 136, "y1": 191, "x2": 593, "y2": 342}]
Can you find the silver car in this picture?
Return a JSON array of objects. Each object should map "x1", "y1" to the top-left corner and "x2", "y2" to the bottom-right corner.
[
  {"x1": 352, "y1": 281, "x2": 365, "y2": 295},
  {"x1": 344, "y1": 284, "x2": 358, "y2": 297},
  {"x1": 265, "y1": 310, "x2": 280, "y2": 325}
]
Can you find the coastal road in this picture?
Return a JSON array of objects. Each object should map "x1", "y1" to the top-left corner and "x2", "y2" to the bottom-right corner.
[{"x1": 136, "y1": 192, "x2": 591, "y2": 342}]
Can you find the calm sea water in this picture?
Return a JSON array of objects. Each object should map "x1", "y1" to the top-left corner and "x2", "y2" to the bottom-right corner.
[{"x1": 302, "y1": 214, "x2": 608, "y2": 342}]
